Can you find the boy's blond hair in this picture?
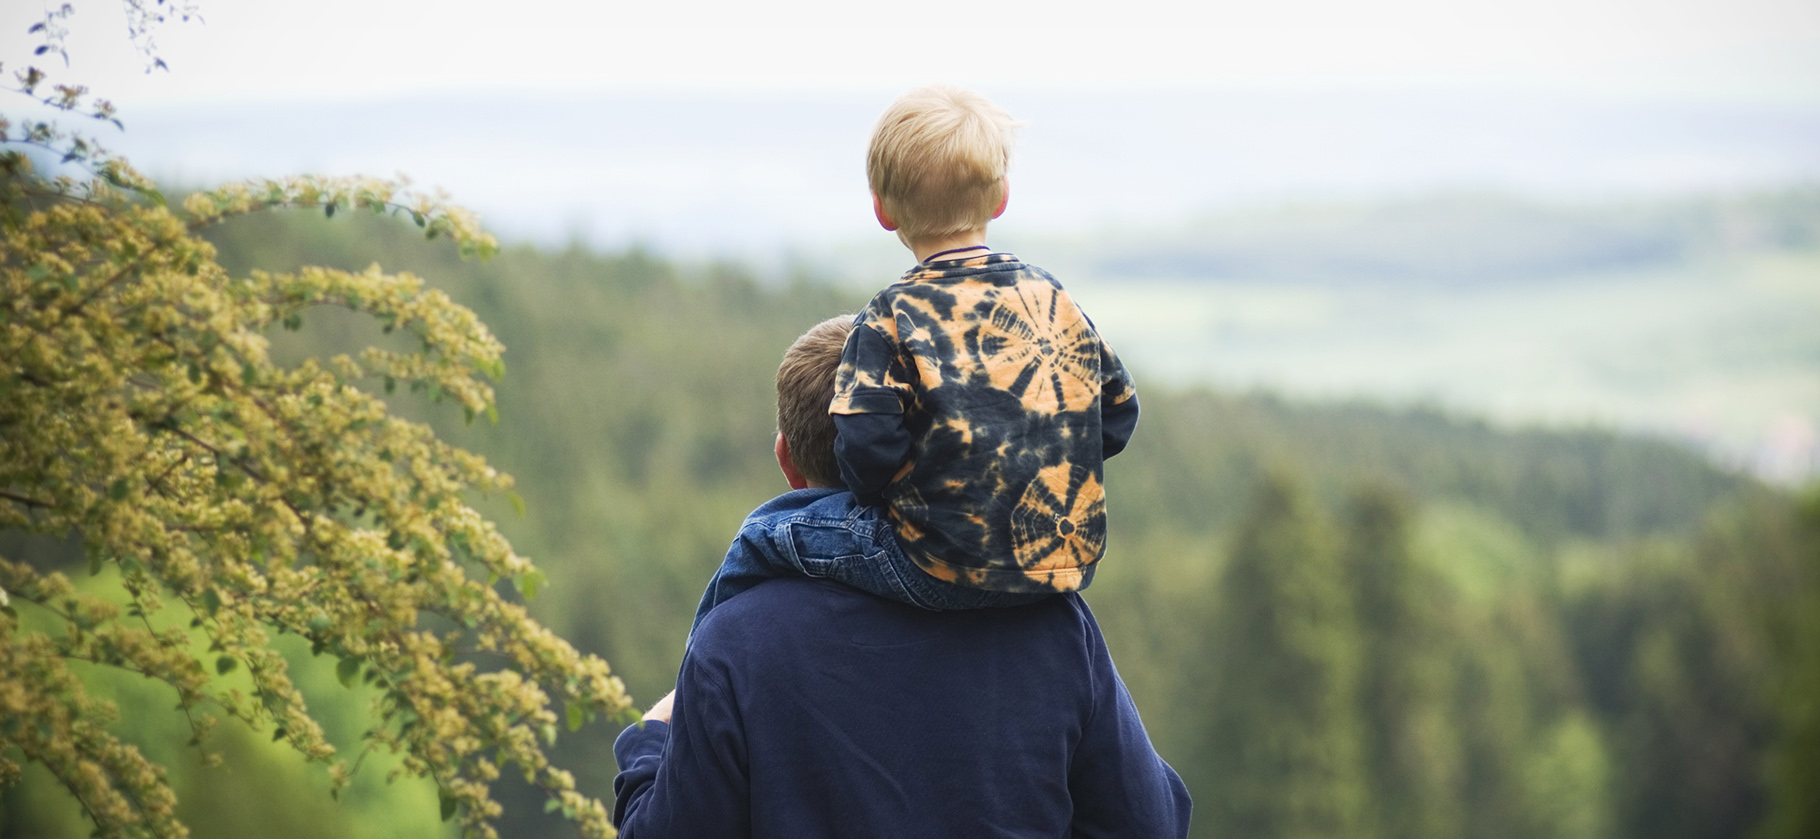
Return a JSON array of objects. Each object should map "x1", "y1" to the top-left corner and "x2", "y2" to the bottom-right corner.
[
  {"x1": 867, "y1": 84, "x2": 1019, "y2": 242},
  {"x1": 776, "y1": 315, "x2": 855, "y2": 487}
]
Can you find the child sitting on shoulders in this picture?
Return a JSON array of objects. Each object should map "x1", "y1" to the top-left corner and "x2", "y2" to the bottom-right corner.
[{"x1": 692, "y1": 84, "x2": 1138, "y2": 631}]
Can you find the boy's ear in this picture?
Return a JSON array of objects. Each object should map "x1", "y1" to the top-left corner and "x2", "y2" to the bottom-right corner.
[
  {"x1": 992, "y1": 178, "x2": 1009, "y2": 220},
  {"x1": 872, "y1": 193, "x2": 899, "y2": 232},
  {"x1": 775, "y1": 433, "x2": 810, "y2": 490}
]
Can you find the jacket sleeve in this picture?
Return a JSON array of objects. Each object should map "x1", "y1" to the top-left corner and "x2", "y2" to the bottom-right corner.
[
  {"x1": 829, "y1": 316, "x2": 915, "y2": 505},
  {"x1": 1101, "y1": 393, "x2": 1139, "y2": 459},
  {"x1": 833, "y1": 414, "x2": 911, "y2": 505},
  {"x1": 1098, "y1": 336, "x2": 1140, "y2": 459},
  {"x1": 1067, "y1": 612, "x2": 1192, "y2": 838},
  {"x1": 612, "y1": 662, "x2": 751, "y2": 838}
]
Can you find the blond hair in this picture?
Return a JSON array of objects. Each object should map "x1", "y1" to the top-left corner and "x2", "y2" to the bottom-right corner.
[
  {"x1": 776, "y1": 315, "x2": 855, "y2": 487},
  {"x1": 867, "y1": 84, "x2": 1019, "y2": 242}
]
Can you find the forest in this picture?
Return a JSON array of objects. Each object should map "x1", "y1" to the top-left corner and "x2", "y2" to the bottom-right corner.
[{"x1": 3, "y1": 206, "x2": 1817, "y2": 839}]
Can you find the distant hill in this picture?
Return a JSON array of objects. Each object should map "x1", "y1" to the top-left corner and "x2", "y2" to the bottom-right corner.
[{"x1": 1057, "y1": 188, "x2": 1820, "y2": 285}]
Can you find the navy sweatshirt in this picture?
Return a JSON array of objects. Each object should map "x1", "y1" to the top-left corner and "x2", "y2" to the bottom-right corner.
[{"x1": 612, "y1": 578, "x2": 1191, "y2": 838}]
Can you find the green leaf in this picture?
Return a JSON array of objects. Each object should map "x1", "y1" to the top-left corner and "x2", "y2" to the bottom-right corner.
[
  {"x1": 108, "y1": 479, "x2": 129, "y2": 500},
  {"x1": 514, "y1": 568, "x2": 546, "y2": 601},
  {"x1": 337, "y1": 655, "x2": 362, "y2": 688},
  {"x1": 566, "y1": 700, "x2": 585, "y2": 732},
  {"x1": 383, "y1": 376, "x2": 396, "y2": 395},
  {"x1": 89, "y1": 552, "x2": 103, "y2": 576},
  {"x1": 216, "y1": 656, "x2": 237, "y2": 675},
  {"x1": 203, "y1": 588, "x2": 222, "y2": 616},
  {"x1": 544, "y1": 799, "x2": 562, "y2": 814},
  {"x1": 307, "y1": 614, "x2": 333, "y2": 633},
  {"x1": 439, "y1": 790, "x2": 457, "y2": 822},
  {"x1": 507, "y1": 491, "x2": 526, "y2": 519}
]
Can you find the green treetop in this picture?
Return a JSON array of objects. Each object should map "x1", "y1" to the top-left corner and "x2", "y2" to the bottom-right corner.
[{"x1": 1, "y1": 6, "x2": 633, "y2": 837}]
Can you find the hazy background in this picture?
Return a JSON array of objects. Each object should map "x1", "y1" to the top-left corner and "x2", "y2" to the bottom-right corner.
[
  {"x1": 5, "y1": 3, "x2": 1820, "y2": 838},
  {"x1": 4, "y1": 0, "x2": 1816, "y2": 479}
]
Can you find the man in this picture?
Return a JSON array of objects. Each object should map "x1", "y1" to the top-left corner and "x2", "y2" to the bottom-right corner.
[{"x1": 612, "y1": 316, "x2": 1191, "y2": 838}]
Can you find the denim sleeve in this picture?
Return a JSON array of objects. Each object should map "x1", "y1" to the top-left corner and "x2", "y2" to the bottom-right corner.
[
  {"x1": 693, "y1": 489, "x2": 918, "y2": 634},
  {"x1": 690, "y1": 525, "x2": 790, "y2": 637},
  {"x1": 1068, "y1": 602, "x2": 1193, "y2": 838},
  {"x1": 612, "y1": 664, "x2": 751, "y2": 838},
  {"x1": 691, "y1": 491, "x2": 838, "y2": 635}
]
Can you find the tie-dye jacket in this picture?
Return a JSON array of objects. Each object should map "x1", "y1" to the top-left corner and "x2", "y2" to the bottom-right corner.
[{"x1": 830, "y1": 253, "x2": 1139, "y2": 594}]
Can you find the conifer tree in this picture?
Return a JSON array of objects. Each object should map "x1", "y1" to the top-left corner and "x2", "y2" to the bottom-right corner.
[
  {"x1": 1201, "y1": 473, "x2": 1375, "y2": 839},
  {"x1": 1760, "y1": 490, "x2": 1820, "y2": 839},
  {"x1": 1343, "y1": 485, "x2": 1464, "y2": 839}
]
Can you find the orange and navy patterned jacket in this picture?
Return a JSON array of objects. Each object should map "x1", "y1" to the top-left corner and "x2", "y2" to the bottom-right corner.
[{"x1": 830, "y1": 253, "x2": 1139, "y2": 594}]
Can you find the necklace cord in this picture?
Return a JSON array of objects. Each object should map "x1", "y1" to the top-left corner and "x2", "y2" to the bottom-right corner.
[{"x1": 922, "y1": 245, "x2": 991, "y2": 263}]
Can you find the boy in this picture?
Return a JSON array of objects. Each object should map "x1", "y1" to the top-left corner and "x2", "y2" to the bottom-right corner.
[{"x1": 693, "y1": 84, "x2": 1137, "y2": 629}]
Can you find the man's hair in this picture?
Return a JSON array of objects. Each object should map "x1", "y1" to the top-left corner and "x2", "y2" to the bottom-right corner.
[
  {"x1": 867, "y1": 84, "x2": 1020, "y2": 242},
  {"x1": 776, "y1": 315, "x2": 854, "y2": 487}
]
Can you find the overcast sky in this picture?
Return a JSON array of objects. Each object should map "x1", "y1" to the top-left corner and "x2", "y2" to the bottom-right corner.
[
  {"x1": 4, "y1": 0, "x2": 1818, "y2": 106},
  {"x1": 3, "y1": 1, "x2": 1817, "y2": 254}
]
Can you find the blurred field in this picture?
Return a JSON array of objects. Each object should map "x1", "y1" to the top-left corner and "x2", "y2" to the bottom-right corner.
[
  {"x1": 1075, "y1": 249, "x2": 1820, "y2": 473},
  {"x1": 1015, "y1": 191, "x2": 1820, "y2": 481}
]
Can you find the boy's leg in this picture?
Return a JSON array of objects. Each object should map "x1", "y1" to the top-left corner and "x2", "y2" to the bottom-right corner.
[
  {"x1": 690, "y1": 487, "x2": 867, "y2": 635},
  {"x1": 692, "y1": 488, "x2": 1052, "y2": 636},
  {"x1": 790, "y1": 499, "x2": 1053, "y2": 611},
  {"x1": 883, "y1": 546, "x2": 1055, "y2": 611}
]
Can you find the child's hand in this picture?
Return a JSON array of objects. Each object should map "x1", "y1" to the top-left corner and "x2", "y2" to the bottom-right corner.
[{"x1": 643, "y1": 689, "x2": 677, "y2": 723}]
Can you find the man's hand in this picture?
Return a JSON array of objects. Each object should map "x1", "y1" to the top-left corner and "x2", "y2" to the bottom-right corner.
[{"x1": 643, "y1": 689, "x2": 676, "y2": 724}]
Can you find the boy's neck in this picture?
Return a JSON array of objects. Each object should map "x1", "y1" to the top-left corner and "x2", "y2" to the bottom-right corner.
[{"x1": 906, "y1": 229, "x2": 990, "y2": 263}]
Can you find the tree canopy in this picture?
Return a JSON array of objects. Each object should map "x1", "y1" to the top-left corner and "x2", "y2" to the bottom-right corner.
[{"x1": 1, "y1": 7, "x2": 633, "y2": 837}]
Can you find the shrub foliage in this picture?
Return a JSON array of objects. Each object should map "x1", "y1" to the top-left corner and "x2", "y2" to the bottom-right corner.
[{"x1": 1, "y1": 69, "x2": 632, "y2": 839}]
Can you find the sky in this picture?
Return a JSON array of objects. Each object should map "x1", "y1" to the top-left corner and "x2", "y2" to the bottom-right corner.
[
  {"x1": 4, "y1": 0, "x2": 1819, "y2": 106},
  {"x1": 6, "y1": 0, "x2": 1816, "y2": 254}
]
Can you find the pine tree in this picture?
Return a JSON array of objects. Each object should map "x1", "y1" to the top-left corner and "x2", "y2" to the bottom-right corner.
[
  {"x1": 1201, "y1": 473, "x2": 1375, "y2": 839},
  {"x1": 1344, "y1": 485, "x2": 1465, "y2": 839}
]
